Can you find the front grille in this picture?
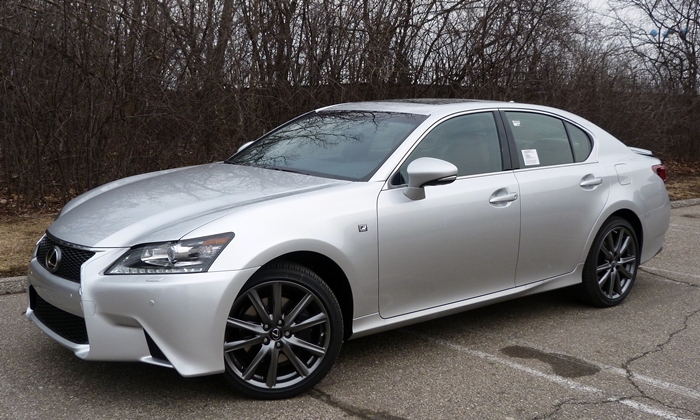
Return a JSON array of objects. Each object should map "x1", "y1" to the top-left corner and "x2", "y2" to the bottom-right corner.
[
  {"x1": 36, "y1": 235, "x2": 95, "y2": 283},
  {"x1": 30, "y1": 286, "x2": 89, "y2": 344}
]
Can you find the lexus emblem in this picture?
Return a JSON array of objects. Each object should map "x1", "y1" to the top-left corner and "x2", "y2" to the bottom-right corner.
[
  {"x1": 271, "y1": 328, "x2": 281, "y2": 340},
  {"x1": 45, "y1": 246, "x2": 62, "y2": 273}
]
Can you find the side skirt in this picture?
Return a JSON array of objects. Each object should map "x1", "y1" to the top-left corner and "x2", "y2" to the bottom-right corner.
[{"x1": 349, "y1": 265, "x2": 583, "y2": 339}]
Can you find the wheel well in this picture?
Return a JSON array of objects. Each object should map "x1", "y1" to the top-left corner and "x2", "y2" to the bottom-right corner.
[
  {"x1": 266, "y1": 252, "x2": 354, "y2": 340},
  {"x1": 609, "y1": 209, "x2": 644, "y2": 251}
]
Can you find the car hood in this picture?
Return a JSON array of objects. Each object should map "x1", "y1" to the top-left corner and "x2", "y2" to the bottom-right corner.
[{"x1": 48, "y1": 163, "x2": 348, "y2": 247}]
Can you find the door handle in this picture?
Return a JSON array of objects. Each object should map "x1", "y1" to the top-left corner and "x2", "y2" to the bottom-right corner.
[
  {"x1": 579, "y1": 177, "x2": 603, "y2": 187},
  {"x1": 489, "y1": 192, "x2": 518, "y2": 204}
]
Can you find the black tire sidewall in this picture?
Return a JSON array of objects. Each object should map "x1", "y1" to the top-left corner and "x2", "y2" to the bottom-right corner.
[
  {"x1": 223, "y1": 262, "x2": 343, "y2": 399},
  {"x1": 582, "y1": 217, "x2": 639, "y2": 307}
]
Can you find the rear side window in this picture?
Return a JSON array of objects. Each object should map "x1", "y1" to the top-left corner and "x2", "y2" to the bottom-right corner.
[
  {"x1": 505, "y1": 112, "x2": 574, "y2": 167},
  {"x1": 565, "y1": 122, "x2": 592, "y2": 162}
]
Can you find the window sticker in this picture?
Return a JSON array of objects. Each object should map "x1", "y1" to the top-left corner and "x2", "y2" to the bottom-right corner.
[
  {"x1": 512, "y1": 120, "x2": 521, "y2": 127},
  {"x1": 521, "y1": 149, "x2": 540, "y2": 166}
]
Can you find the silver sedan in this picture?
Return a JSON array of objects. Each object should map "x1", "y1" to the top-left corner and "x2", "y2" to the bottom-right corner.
[{"x1": 26, "y1": 99, "x2": 670, "y2": 399}]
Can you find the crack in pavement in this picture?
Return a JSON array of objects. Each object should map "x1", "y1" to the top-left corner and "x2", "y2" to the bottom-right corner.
[
  {"x1": 634, "y1": 266, "x2": 700, "y2": 416},
  {"x1": 532, "y1": 398, "x2": 615, "y2": 420},
  {"x1": 532, "y1": 395, "x2": 697, "y2": 420},
  {"x1": 530, "y1": 397, "x2": 655, "y2": 420},
  {"x1": 407, "y1": 330, "x2": 700, "y2": 419},
  {"x1": 614, "y1": 396, "x2": 699, "y2": 420},
  {"x1": 317, "y1": 265, "x2": 700, "y2": 419},
  {"x1": 530, "y1": 397, "x2": 595, "y2": 419},
  {"x1": 622, "y1": 307, "x2": 700, "y2": 417},
  {"x1": 308, "y1": 389, "x2": 408, "y2": 420},
  {"x1": 640, "y1": 267, "x2": 700, "y2": 288}
]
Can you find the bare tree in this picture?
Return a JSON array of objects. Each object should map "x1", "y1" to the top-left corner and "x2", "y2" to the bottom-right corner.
[
  {"x1": 0, "y1": 0, "x2": 696, "y2": 213},
  {"x1": 609, "y1": 0, "x2": 699, "y2": 156}
]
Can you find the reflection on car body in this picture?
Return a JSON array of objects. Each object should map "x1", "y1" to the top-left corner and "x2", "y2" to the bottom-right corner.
[{"x1": 26, "y1": 99, "x2": 670, "y2": 399}]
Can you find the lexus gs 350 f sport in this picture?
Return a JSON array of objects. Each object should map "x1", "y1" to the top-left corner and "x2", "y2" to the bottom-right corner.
[{"x1": 27, "y1": 99, "x2": 670, "y2": 399}]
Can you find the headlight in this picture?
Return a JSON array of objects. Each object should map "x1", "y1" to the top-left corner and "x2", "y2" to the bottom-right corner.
[{"x1": 106, "y1": 233, "x2": 234, "y2": 275}]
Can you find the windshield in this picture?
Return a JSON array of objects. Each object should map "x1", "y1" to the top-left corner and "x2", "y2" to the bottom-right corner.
[{"x1": 226, "y1": 111, "x2": 427, "y2": 181}]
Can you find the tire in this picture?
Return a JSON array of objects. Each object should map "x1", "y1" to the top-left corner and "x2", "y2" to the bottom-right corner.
[
  {"x1": 577, "y1": 217, "x2": 640, "y2": 307},
  {"x1": 223, "y1": 262, "x2": 343, "y2": 399}
]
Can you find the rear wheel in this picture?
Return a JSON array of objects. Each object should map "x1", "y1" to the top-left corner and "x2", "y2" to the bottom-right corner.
[
  {"x1": 223, "y1": 262, "x2": 343, "y2": 399},
  {"x1": 577, "y1": 217, "x2": 639, "y2": 307}
]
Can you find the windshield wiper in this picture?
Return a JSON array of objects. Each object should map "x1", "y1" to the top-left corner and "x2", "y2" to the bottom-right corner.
[
  {"x1": 263, "y1": 166, "x2": 310, "y2": 176},
  {"x1": 230, "y1": 162, "x2": 309, "y2": 175}
]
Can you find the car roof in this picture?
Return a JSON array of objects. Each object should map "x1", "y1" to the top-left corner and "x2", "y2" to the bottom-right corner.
[
  {"x1": 319, "y1": 99, "x2": 592, "y2": 127},
  {"x1": 321, "y1": 99, "x2": 522, "y2": 116}
]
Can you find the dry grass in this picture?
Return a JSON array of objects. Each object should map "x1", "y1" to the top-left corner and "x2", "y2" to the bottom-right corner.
[
  {"x1": 664, "y1": 160, "x2": 700, "y2": 201},
  {"x1": 666, "y1": 176, "x2": 700, "y2": 201},
  {"x1": 0, "y1": 214, "x2": 55, "y2": 277},
  {"x1": 1, "y1": 171, "x2": 698, "y2": 278}
]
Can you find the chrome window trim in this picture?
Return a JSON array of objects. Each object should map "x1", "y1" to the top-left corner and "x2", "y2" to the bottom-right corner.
[
  {"x1": 497, "y1": 107, "x2": 597, "y2": 166},
  {"x1": 383, "y1": 108, "x2": 505, "y2": 190}
]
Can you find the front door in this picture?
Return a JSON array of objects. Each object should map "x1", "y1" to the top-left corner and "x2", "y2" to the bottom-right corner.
[{"x1": 377, "y1": 111, "x2": 520, "y2": 318}]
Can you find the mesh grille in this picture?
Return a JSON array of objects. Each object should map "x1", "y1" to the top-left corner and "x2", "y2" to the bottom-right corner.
[
  {"x1": 36, "y1": 235, "x2": 95, "y2": 283},
  {"x1": 30, "y1": 286, "x2": 89, "y2": 345}
]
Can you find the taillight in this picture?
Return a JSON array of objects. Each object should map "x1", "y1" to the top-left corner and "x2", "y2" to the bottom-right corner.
[{"x1": 652, "y1": 164, "x2": 666, "y2": 183}]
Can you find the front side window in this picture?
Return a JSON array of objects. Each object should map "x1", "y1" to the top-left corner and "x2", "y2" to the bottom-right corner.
[
  {"x1": 227, "y1": 111, "x2": 428, "y2": 181},
  {"x1": 393, "y1": 112, "x2": 503, "y2": 185}
]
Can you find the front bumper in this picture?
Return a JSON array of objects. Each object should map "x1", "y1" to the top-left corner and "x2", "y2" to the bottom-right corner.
[{"x1": 26, "y1": 251, "x2": 257, "y2": 377}]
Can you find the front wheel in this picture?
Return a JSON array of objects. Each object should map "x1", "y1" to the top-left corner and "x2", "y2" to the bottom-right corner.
[
  {"x1": 577, "y1": 217, "x2": 640, "y2": 307},
  {"x1": 223, "y1": 262, "x2": 343, "y2": 399}
]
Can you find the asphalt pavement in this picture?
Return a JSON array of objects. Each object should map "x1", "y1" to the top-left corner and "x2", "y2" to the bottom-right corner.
[{"x1": 2, "y1": 202, "x2": 700, "y2": 419}]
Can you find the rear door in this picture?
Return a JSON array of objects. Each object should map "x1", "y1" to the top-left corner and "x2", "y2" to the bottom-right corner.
[{"x1": 500, "y1": 111, "x2": 610, "y2": 286}]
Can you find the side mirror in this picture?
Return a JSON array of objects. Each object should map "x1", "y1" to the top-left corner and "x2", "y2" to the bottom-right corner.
[
  {"x1": 237, "y1": 141, "x2": 254, "y2": 153},
  {"x1": 403, "y1": 157, "x2": 458, "y2": 200}
]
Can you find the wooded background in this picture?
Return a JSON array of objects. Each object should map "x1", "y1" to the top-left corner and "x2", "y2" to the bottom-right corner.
[{"x1": 1, "y1": 0, "x2": 698, "y2": 212}]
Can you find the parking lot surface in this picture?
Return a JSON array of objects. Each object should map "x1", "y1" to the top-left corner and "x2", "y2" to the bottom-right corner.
[{"x1": 1, "y1": 205, "x2": 699, "y2": 419}]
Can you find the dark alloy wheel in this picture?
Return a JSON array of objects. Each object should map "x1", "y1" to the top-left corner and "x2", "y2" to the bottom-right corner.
[
  {"x1": 578, "y1": 217, "x2": 640, "y2": 307},
  {"x1": 223, "y1": 262, "x2": 343, "y2": 399}
]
